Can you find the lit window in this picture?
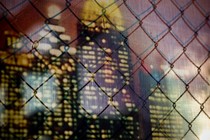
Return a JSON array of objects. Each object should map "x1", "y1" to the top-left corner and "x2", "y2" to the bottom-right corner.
[
  {"x1": 86, "y1": 36, "x2": 90, "y2": 41},
  {"x1": 102, "y1": 38, "x2": 106, "y2": 43}
]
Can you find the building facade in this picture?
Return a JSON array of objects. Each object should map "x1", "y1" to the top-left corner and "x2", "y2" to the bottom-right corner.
[
  {"x1": 0, "y1": 31, "x2": 32, "y2": 139},
  {"x1": 76, "y1": 0, "x2": 140, "y2": 139},
  {"x1": 139, "y1": 69, "x2": 185, "y2": 140},
  {"x1": 26, "y1": 5, "x2": 78, "y2": 139},
  {"x1": 0, "y1": 5, "x2": 78, "y2": 139}
]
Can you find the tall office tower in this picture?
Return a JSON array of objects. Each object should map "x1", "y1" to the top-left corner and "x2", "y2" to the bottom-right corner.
[
  {"x1": 76, "y1": 0, "x2": 140, "y2": 139},
  {"x1": 0, "y1": 31, "x2": 32, "y2": 139},
  {"x1": 139, "y1": 68, "x2": 184, "y2": 140},
  {"x1": 24, "y1": 5, "x2": 78, "y2": 139}
]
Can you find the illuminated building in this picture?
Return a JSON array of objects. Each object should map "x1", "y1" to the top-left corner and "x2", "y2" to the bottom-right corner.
[
  {"x1": 139, "y1": 68, "x2": 185, "y2": 140},
  {"x1": 22, "y1": 5, "x2": 78, "y2": 139},
  {"x1": 0, "y1": 31, "x2": 32, "y2": 139},
  {"x1": 76, "y1": 0, "x2": 140, "y2": 139}
]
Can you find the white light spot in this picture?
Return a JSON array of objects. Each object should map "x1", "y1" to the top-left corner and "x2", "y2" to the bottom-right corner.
[
  {"x1": 102, "y1": 38, "x2": 106, "y2": 43},
  {"x1": 122, "y1": 89, "x2": 126, "y2": 94},
  {"x1": 49, "y1": 49, "x2": 62, "y2": 56},
  {"x1": 68, "y1": 47, "x2": 77, "y2": 55},
  {"x1": 59, "y1": 34, "x2": 71, "y2": 41},
  {"x1": 47, "y1": 5, "x2": 61, "y2": 19},
  {"x1": 38, "y1": 43, "x2": 52, "y2": 50}
]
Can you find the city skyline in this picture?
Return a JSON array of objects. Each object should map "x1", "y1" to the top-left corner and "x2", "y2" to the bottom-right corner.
[{"x1": 0, "y1": 0, "x2": 210, "y2": 140}]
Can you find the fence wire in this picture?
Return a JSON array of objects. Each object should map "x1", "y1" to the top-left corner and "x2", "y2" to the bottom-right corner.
[{"x1": 0, "y1": 0, "x2": 210, "y2": 140}]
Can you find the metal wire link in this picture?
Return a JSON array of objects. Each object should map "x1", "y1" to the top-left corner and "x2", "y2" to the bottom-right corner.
[{"x1": 0, "y1": 0, "x2": 209, "y2": 139}]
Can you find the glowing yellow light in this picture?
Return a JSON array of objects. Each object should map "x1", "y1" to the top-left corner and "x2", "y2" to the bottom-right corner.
[
  {"x1": 93, "y1": 114, "x2": 97, "y2": 119},
  {"x1": 86, "y1": 36, "x2": 90, "y2": 41},
  {"x1": 81, "y1": 0, "x2": 124, "y2": 31},
  {"x1": 47, "y1": 5, "x2": 61, "y2": 19},
  {"x1": 200, "y1": 130, "x2": 210, "y2": 140}
]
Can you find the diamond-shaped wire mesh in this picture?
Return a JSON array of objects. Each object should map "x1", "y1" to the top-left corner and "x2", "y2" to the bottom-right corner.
[{"x1": 0, "y1": 0, "x2": 210, "y2": 140}]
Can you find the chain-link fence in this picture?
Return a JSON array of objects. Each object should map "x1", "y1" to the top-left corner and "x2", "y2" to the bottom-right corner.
[{"x1": 0, "y1": 0, "x2": 210, "y2": 139}]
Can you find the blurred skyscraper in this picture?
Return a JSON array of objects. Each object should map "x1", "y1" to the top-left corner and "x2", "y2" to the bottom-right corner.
[
  {"x1": 0, "y1": 4, "x2": 78, "y2": 139},
  {"x1": 139, "y1": 68, "x2": 185, "y2": 140},
  {"x1": 25, "y1": 5, "x2": 78, "y2": 139},
  {"x1": 76, "y1": 0, "x2": 140, "y2": 139},
  {"x1": 0, "y1": 31, "x2": 31, "y2": 139}
]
